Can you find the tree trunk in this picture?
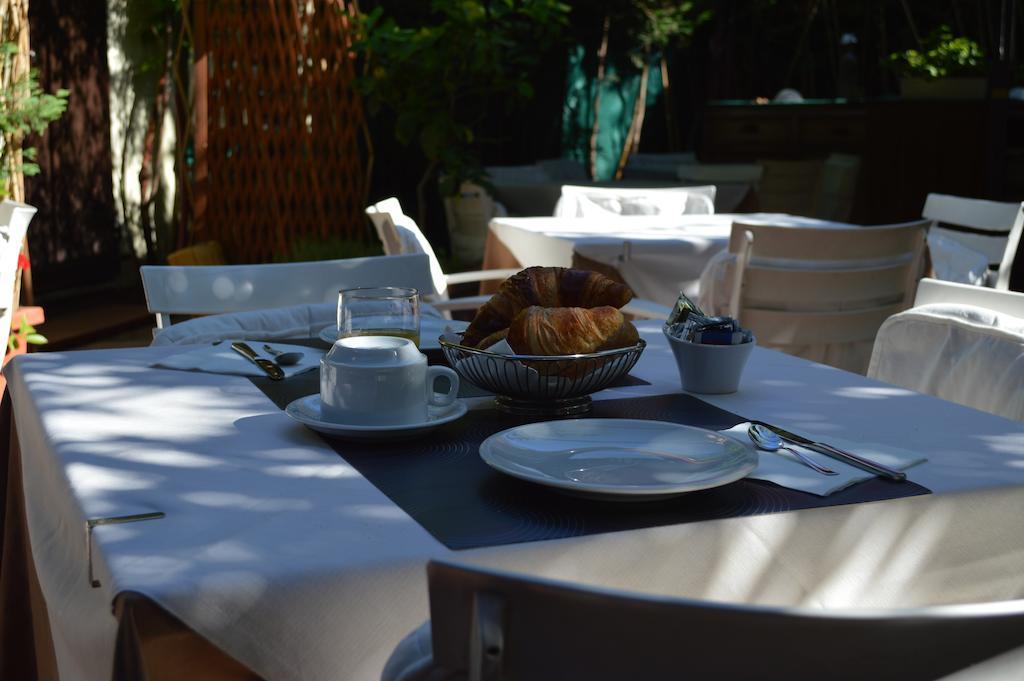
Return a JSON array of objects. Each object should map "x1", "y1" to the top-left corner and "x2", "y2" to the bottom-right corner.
[
  {"x1": 138, "y1": 19, "x2": 173, "y2": 263},
  {"x1": 661, "y1": 56, "x2": 679, "y2": 152},
  {"x1": 588, "y1": 12, "x2": 611, "y2": 181},
  {"x1": 416, "y1": 159, "x2": 439, "y2": 238},
  {"x1": 613, "y1": 58, "x2": 650, "y2": 180}
]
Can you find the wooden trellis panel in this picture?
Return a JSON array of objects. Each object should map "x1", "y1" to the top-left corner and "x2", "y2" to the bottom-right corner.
[{"x1": 191, "y1": 0, "x2": 367, "y2": 263}]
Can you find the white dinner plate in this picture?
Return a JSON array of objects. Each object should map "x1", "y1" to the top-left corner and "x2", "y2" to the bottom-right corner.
[
  {"x1": 285, "y1": 394, "x2": 467, "y2": 441},
  {"x1": 479, "y1": 419, "x2": 757, "y2": 500},
  {"x1": 317, "y1": 318, "x2": 469, "y2": 349}
]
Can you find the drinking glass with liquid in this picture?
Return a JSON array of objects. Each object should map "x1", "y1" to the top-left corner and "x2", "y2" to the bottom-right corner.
[{"x1": 337, "y1": 286, "x2": 421, "y2": 347}]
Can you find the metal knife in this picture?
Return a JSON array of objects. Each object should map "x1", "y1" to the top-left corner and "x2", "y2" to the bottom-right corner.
[
  {"x1": 750, "y1": 420, "x2": 907, "y2": 482},
  {"x1": 231, "y1": 342, "x2": 285, "y2": 380}
]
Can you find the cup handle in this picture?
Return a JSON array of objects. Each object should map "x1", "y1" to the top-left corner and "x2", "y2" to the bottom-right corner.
[{"x1": 426, "y1": 366, "x2": 460, "y2": 409}]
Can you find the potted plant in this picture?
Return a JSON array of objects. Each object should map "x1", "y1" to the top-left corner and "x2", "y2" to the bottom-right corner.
[
  {"x1": 0, "y1": 38, "x2": 68, "y2": 376},
  {"x1": 887, "y1": 25, "x2": 987, "y2": 100},
  {"x1": 353, "y1": 0, "x2": 569, "y2": 257}
]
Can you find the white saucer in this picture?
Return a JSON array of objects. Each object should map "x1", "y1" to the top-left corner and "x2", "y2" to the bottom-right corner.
[
  {"x1": 479, "y1": 419, "x2": 756, "y2": 500},
  {"x1": 318, "y1": 318, "x2": 468, "y2": 349},
  {"x1": 285, "y1": 394, "x2": 468, "y2": 441}
]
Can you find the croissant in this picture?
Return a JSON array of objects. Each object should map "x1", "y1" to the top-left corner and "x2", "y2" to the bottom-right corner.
[
  {"x1": 507, "y1": 306, "x2": 639, "y2": 356},
  {"x1": 462, "y1": 267, "x2": 634, "y2": 347}
]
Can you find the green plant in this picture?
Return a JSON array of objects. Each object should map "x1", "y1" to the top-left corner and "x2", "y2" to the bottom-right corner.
[
  {"x1": 354, "y1": 0, "x2": 569, "y2": 229},
  {"x1": 886, "y1": 26, "x2": 985, "y2": 80},
  {"x1": 0, "y1": 42, "x2": 69, "y2": 197},
  {"x1": 1, "y1": 40, "x2": 65, "y2": 356},
  {"x1": 598, "y1": 0, "x2": 711, "y2": 178},
  {"x1": 7, "y1": 311, "x2": 46, "y2": 353}
]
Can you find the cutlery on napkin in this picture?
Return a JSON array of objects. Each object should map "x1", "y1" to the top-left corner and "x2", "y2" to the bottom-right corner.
[
  {"x1": 152, "y1": 340, "x2": 321, "y2": 378},
  {"x1": 720, "y1": 422, "x2": 926, "y2": 496}
]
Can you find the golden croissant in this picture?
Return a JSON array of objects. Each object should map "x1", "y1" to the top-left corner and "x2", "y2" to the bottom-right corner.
[
  {"x1": 507, "y1": 306, "x2": 639, "y2": 356},
  {"x1": 462, "y1": 267, "x2": 634, "y2": 348}
]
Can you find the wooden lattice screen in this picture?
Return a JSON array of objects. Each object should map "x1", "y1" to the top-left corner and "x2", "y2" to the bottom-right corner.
[{"x1": 191, "y1": 0, "x2": 368, "y2": 263}]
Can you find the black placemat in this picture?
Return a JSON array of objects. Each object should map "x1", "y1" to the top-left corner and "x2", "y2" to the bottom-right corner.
[{"x1": 251, "y1": 369, "x2": 931, "y2": 550}]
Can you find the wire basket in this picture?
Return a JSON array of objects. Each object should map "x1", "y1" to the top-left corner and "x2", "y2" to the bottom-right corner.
[{"x1": 439, "y1": 338, "x2": 646, "y2": 416}]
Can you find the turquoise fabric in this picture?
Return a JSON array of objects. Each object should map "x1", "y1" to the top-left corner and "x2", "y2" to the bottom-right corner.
[{"x1": 561, "y1": 44, "x2": 664, "y2": 180}]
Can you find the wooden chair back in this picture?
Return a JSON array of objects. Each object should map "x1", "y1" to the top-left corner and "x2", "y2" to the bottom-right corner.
[
  {"x1": 421, "y1": 560, "x2": 1024, "y2": 681},
  {"x1": 728, "y1": 220, "x2": 927, "y2": 352}
]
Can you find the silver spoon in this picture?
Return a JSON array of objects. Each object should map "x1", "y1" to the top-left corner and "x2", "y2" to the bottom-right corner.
[
  {"x1": 748, "y1": 424, "x2": 838, "y2": 476},
  {"x1": 262, "y1": 344, "x2": 304, "y2": 366}
]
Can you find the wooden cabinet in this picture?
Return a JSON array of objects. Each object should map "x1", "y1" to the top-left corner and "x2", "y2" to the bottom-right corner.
[{"x1": 699, "y1": 99, "x2": 1023, "y2": 224}]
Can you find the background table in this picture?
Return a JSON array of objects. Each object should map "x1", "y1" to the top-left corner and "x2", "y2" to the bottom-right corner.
[
  {"x1": 483, "y1": 214, "x2": 856, "y2": 305},
  {"x1": 4, "y1": 325, "x2": 1024, "y2": 681},
  {"x1": 489, "y1": 179, "x2": 753, "y2": 218}
]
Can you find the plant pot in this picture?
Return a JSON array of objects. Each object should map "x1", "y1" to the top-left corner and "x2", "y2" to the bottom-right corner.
[
  {"x1": 899, "y1": 77, "x2": 987, "y2": 100},
  {"x1": 442, "y1": 181, "x2": 498, "y2": 268},
  {"x1": 2, "y1": 305, "x2": 44, "y2": 396}
]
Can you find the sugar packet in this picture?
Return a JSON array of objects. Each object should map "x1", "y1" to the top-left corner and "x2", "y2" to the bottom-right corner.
[{"x1": 664, "y1": 293, "x2": 752, "y2": 346}]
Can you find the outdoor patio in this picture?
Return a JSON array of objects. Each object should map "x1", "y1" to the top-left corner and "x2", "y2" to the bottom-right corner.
[{"x1": 3, "y1": 1, "x2": 1024, "y2": 680}]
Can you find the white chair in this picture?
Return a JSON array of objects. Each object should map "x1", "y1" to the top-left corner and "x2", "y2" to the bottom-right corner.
[
  {"x1": 554, "y1": 184, "x2": 716, "y2": 218},
  {"x1": 368, "y1": 198, "x2": 670, "y2": 322},
  {"x1": 383, "y1": 560, "x2": 1024, "y2": 681},
  {"x1": 0, "y1": 200, "x2": 38, "y2": 348},
  {"x1": 995, "y1": 204, "x2": 1024, "y2": 291},
  {"x1": 441, "y1": 181, "x2": 508, "y2": 266},
  {"x1": 922, "y1": 194, "x2": 1024, "y2": 281},
  {"x1": 728, "y1": 220, "x2": 928, "y2": 374},
  {"x1": 813, "y1": 153, "x2": 860, "y2": 222},
  {"x1": 141, "y1": 252, "x2": 434, "y2": 337},
  {"x1": 366, "y1": 197, "x2": 519, "y2": 314},
  {"x1": 868, "y1": 278, "x2": 1024, "y2": 421}
]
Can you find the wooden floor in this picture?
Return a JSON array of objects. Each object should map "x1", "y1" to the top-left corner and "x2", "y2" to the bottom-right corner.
[{"x1": 22, "y1": 284, "x2": 154, "y2": 353}]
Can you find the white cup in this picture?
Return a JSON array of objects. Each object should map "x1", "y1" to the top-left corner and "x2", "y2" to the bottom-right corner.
[{"x1": 320, "y1": 336, "x2": 460, "y2": 425}]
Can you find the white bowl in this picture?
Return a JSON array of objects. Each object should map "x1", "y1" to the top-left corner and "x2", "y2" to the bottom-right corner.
[{"x1": 664, "y1": 330, "x2": 755, "y2": 394}]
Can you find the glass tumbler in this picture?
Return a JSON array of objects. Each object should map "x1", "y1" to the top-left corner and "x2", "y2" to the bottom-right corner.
[{"x1": 337, "y1": 286, "x2": 421, "y2": 347}]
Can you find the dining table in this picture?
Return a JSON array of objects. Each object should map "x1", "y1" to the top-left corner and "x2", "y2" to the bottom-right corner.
[
  {"x1": 480, "y1": 213, "x2": 858, "y2": 304},
  {"x1": 480, "y1": 214, "x2": 987, "y2": 308},
  {"x1": 3, "y1": 321, "x2": 1024, "y2": 681}
]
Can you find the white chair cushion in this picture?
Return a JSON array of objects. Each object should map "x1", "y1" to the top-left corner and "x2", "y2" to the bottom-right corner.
[
  {"x1": 927, "y1": 231, "x2": 990, "y2": 285},
  {"x1": 868, "y1": 304, "x2": 1024, "y2": 421},
  {"x1": 151, "y1": 303, "x2": 444, "y2": 346},
  {"x1": 556, "y1": 185, "x2": 716, "y2": 218},
  {"x1": 151, "y1": 303, "x2": 336, "y2": 346},
  {"x1": 579, "y1": 192, "x2": 689, "y2": 217}
]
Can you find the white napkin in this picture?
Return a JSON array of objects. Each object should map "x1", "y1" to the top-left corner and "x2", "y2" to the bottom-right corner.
[
  {"x1": 720, "y1": 422, "x2": 927, "y2": 496},
  {"x1": 152, "y1": 341, "x2": 322, "y2": 378}
]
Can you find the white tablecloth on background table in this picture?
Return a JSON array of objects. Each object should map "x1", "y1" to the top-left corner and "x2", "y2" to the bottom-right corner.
[
  {"x1": 6, "y1": 324, "x2": 1024, "y2": 681},
  {"x1": 489, "y1": 214, "x2": 856, "y2": 306}
]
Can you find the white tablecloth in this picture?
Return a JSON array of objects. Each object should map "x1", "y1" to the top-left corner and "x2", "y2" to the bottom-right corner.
[
  {"x1": 489, "y1": 214, "x2": 856, "y2": 306},
  {"x1": 6, "y1": 325, "x2": 1024, "y2": 681}
]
